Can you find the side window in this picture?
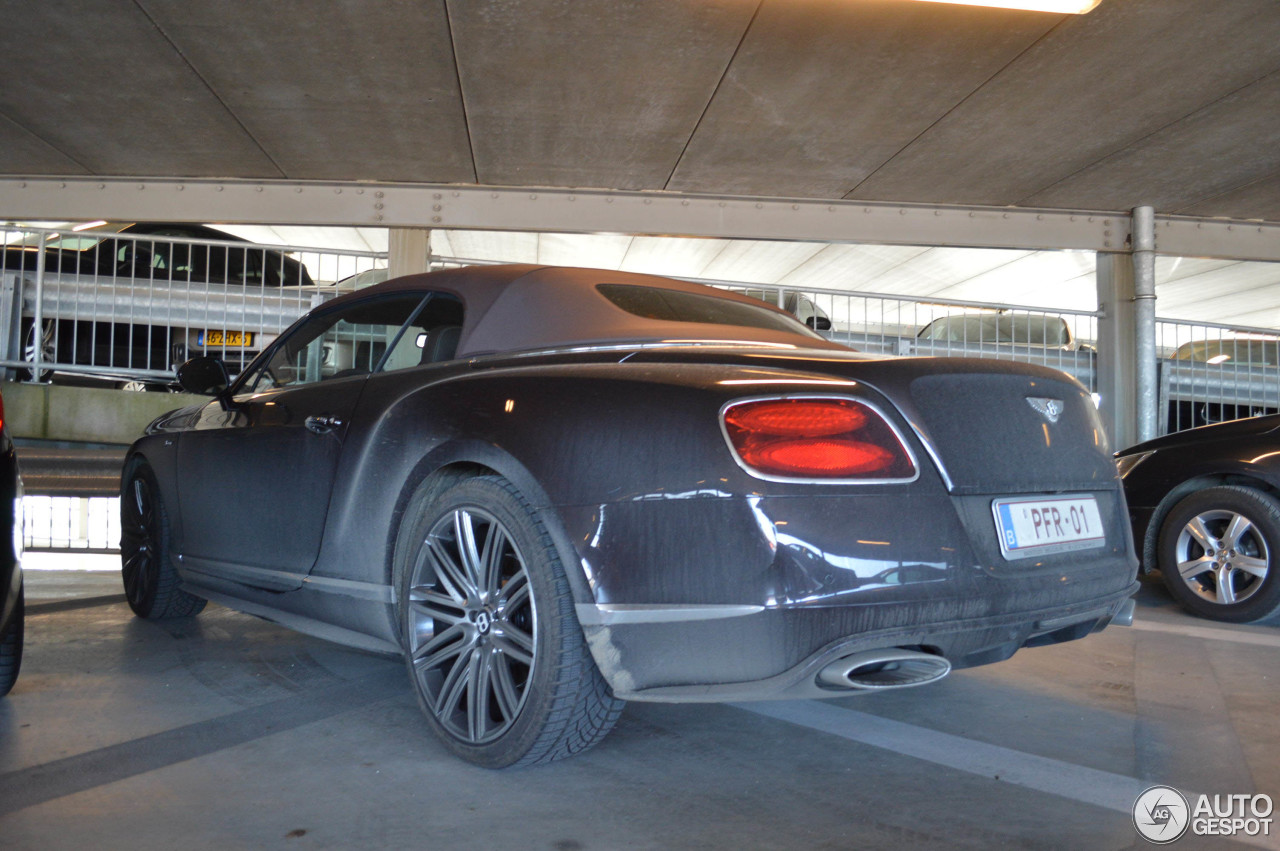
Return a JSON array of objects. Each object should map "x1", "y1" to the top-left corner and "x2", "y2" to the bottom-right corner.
[
  {"x1": 235, "y1": 245, "x2": 265, "y2": 286},
  {"x1": 378, "y1": 293, "x2": 465, "y2": 373},
  {"x1": 239, "y1": 294, "x2": 443, "y2": 393},
  {"x1": 123, "y1": 228, "x2": 209, "y2": 282}
]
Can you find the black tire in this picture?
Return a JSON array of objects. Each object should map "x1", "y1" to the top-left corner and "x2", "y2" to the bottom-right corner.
[
  {"x1": 1157, "y1": 485, "x2": 1280, "y2": 623},
  {"x1": 0, "y1": 584, "x2": 22, "y2": 697},
  {"x1": 395, "y1": 474, "x2": 624, "y2": 768},
  {"x1": 120, "y1": 459, "x2": 207, "y2": 619}
]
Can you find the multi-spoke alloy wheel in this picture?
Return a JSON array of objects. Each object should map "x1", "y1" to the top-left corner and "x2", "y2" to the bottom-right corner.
[
  {"x1": 1173, "y1": 508, "x2": 1268, "y2": 606},
  {"x1": 396, "y1": 475, "x2": 625, "y2": 768},
  {"x1": 121, "y1": 473, "x2": 159, "y2": 611},
  {"x1": 119, "y1": 459, "x2": 206, "y2": 619},
  {"x1": 1159, "y1": 486, "x2": 1280, "y2": 623},
  {"x1": 22, "y1": 320, "x2": 55, "y2": 382},
  {"x1": 407, "y1": 505, "x2": 537, "y2": 745}
]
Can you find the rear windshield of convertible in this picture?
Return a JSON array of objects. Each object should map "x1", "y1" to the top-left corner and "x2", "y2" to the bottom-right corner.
[{"x1": 597, "y1": 283, "x2": 821, "y2": 338}]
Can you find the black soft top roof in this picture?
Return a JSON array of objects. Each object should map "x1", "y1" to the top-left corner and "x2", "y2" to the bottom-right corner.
[{"x1": 326, "y1": 264, "x2": 852, "y2": 357}]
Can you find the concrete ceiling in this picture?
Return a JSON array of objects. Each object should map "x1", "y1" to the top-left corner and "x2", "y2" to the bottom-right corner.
[
  {"x1": 2, "y1": 0, "x2": 1279, "y2": 327},
  {"x1": 3, "y1": 0, "x2": 1278, "y2": 220}
]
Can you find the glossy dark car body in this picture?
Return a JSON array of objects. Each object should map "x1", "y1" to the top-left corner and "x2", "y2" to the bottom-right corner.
[
  {"x1": 1119, "y1": 415, "x2": 1280, "y2": 562},
  {"x1": 0, "y1": 389, "x2": 23, "y2": 696},
  {"x1": 124, "y1": 265, "x2": 1137, "y2": 761},
  {"x1": 3, "y1": 222, "x2": 313, "y2": 288},
  {"x1": 1117, "y1": 415, "x2": 1280, "y2": 621}
]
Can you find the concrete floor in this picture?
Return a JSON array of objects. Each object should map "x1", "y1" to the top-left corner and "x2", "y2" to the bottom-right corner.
[{"x1": 1, "y1": 566, "x2": 1278, "y2": 851}]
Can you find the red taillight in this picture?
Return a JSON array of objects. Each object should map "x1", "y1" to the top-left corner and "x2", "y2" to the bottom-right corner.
[
  {"x1": 724, "y1": 399, "x2": 867, "y2": 437},
  {"x1": 723, "y1": 398, "x2": 915, "y2": 480}
]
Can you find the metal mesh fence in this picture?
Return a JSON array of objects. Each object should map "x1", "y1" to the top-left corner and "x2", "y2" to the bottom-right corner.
[
  {"x1": 1157, "y1": 318, "x2": 1280, "y2": 434},
  {"x1": 1, "y1": 225, "x2": 386, "y2": 387},
  {"x1": 710, "y1": 281, "x2": 1100, "y2": 391}
]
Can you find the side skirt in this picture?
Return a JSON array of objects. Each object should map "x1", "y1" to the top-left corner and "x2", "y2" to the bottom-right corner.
[{"x1": 183, "y1": 582, "x2": 402, "y2": 658}]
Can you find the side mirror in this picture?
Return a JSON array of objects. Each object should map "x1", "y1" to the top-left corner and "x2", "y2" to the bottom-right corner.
[{"x1": 176, "y1": 356, "x2": 231, "y2": 396}]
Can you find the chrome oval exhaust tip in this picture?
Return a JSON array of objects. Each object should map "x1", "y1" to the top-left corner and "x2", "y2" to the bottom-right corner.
[
  {"x1": 1111, "y1": 598, "x2": 1137, "y2": 627},
  {"x1": 817, "y1": 648, "x2": 951, "y2": 691}
]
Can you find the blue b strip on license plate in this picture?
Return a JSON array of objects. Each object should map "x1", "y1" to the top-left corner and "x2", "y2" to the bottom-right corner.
[{"x1": 992, "y1": 494, "x2": 1106, "y2": 560}]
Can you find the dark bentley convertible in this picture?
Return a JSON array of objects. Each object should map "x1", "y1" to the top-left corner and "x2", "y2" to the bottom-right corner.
[{"x1": 121, "y1": 264, "x2": 1138, "y2": 767}]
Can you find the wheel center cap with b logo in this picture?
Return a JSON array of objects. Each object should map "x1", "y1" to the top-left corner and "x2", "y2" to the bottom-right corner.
[{"x1": 474, "y1": 610, "x2": 492, "y2": 635}]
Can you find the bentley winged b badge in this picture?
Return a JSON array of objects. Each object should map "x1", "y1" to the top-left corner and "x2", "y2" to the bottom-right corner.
[{"x1": 1027, "y1": 396, "x2": 1065, "y2": 423}]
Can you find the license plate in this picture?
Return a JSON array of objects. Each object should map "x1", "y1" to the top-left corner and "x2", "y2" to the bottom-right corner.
[
  {"x1": 198, "y1": 330, "x2": 254, "y2": 348},
  {"x1": 992, "y1": 494, "x2": 1105, "y2": 560}
]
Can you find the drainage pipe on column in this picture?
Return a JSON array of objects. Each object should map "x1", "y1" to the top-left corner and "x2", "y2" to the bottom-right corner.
[{"x1": 1132, "y1": 206, "x2": 1158, "y2": 442}]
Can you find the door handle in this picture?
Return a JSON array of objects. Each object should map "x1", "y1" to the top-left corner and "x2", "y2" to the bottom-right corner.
[{"x1": 305, "y1": 415, "x2": 343, "y2": 434}]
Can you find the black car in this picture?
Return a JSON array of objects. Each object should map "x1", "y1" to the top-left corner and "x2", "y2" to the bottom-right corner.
[
  {"x1": 121, "y1": 264, "x2": 1137, "y2": 767},
  {"x1": 5, "y1": 222, "x2": 315, "y2": 388},
  {"x1": 0, "y1": 387, "x2": 23, "y2": 697},
  {"x1": 1117, "y1": 414, "x2": 1280, "y2": 622},
  {"x1": 4, "y1": 222, "x2": 313, "y2": 288}
]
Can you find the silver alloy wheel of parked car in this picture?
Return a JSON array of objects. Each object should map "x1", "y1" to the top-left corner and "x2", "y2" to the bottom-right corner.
[
  {"x1": 407, "y1": 503, "x2": 538, "y2": 745},
  {"x1": 1157, "y1": 485, "x2": 1280, "y2": 622},
  {"x1": 23, "y1": 320, "x2": 55, "y2": 380},
  {"x1": 1173, "y1": 507, "x2": 1269, "y2": 605}
]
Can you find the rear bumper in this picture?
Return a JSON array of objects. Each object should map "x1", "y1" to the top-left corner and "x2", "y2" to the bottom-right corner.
[
  {"x1": 581, "y1": 582, "x2": 1138, "y2": 702},
  {"x1": 563, "y1": 486, "x2": 1137, "y2": 701}
]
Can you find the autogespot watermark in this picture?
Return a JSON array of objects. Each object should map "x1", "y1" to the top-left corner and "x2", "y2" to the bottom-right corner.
[{"x1": 1133, "y1": 785, "x2": 1274, "y2": 844}]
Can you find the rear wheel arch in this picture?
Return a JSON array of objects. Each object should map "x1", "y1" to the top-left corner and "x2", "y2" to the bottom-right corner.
[{"x1": 385, "y1": 441, "x2": 595, "y2": 613}]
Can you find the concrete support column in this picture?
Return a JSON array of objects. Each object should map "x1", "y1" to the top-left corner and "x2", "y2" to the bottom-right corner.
[
  {"x1": 1132, "y1": 206, "x2": 1158, "y2": 443},
  {"x1": 1096, "y1": 252, "x2": 1138, "y2": 451},
  {"x1": 388, "y1": 228, "x2": 432, "y2": 280}
]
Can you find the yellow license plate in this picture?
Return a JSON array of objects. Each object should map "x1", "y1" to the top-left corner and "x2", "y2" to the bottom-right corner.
[{"x1": 199, "y1": 330, "x2": 254, "y2": 348}]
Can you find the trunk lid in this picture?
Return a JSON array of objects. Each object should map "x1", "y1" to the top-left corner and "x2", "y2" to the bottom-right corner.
[{"x1": 621, "y1": 346, "x2": 1116, "y2": 495}]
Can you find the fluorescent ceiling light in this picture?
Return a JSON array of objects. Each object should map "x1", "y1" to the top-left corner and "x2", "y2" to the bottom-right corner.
[
  {"x1": 903, "y1": 0, "x2": 1102, "y2": 12},
  {"x1": 71, "y1": 219, "x2": 108, "y2": 232}
]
